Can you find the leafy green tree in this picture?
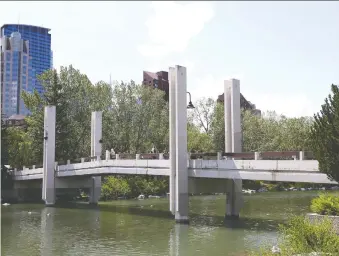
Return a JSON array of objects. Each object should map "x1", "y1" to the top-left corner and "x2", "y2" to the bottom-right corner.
[
  {"x1": 187, "y1": 123, "x2": 214, "y2": 152},
  {"x1": 102, "y1": 82, "x2": 169, "y2": 153},
  {"x1": 22, "y1": 66, "x2": 106, "y2": 164},
  {"x1": 1, "y1": 118, "x2": 14, "y2": 190},
  {"x1": 6, "y1": 127, "x2": 33, "y2": 168},
  {"x1": 210, "y1": 103, "x2": 225, "y2": 151},
  {"x1": 310, "y1": 84, "x2": 339, "y2": 183},
  {"x1": 211, "y1": 103, "x2": 313, "y2": 153}
]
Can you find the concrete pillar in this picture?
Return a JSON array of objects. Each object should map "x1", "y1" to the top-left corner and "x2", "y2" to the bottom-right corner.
[
  {"x1": 89, "y1": 111, "x2": 102, "y2": 205},
  {"x1": 159, "y1": 153, "x2": 164, "y2": 160},
  {"x1": 217, "y1": 152, "x2": 222, "y2": 160},
  {"x1": 225, "y1": 179, "x2": 243, "y2": 219},
  {"x1": 254, "y1": 152, "x2": 262, "y2": 160},
  {"x1": 224, "y1": 79, "x2": 242, "y2": 153},
  {"x1": 174, "y1": 65, "x2": 189, "y2": 224},
  {"x1": 81, "y1": 158, "x2": 85, "y2": 163},
  {"x1": 299, "y1": 151, "x2": 305, "y2": 160},
  {"x1": 115, "y1": 154, "x2": 120, "y2": 160},
  {"x1": 169, "y1": 66, "x2": 177, "y2": 215},
  {"x1": 67, "y1": 160, "x2": 70, "y2": 165},
  {"x1": 42, "y1": 106, "x2": 56, "y2": 206},
  {"x1": 105, "y1": 150, "x2": 110, "y2": 160},
  {"x1": 224, "y1": 79, "x2": 244, "y2": 219},
  {"x1": 136, "y1": 154, "x2": 140, "y2": 160}
]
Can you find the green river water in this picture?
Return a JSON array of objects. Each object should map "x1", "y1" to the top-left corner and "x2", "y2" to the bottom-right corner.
[{"x1": 1, "y1": 191, "x2": 321, "y2": 256}]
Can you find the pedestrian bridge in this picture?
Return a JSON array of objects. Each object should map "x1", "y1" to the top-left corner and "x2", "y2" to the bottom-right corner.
[{"x1": 13, "y1": 152, "x2": 336, "y2": 184}]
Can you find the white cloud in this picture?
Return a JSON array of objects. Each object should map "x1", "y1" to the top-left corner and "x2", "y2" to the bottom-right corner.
[{"x1": 138, "y1": 1, "x2": 214, "y2": 57}]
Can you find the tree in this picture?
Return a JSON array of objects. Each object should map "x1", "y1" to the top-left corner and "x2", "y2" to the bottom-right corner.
[
  {"x1": 189, "y1": 97, "x2": 215, "y2": 134},
  {"x1": 310, "y1": 84, "x2": 339, "y2": 183},
  {"x1": 102, "y1": 82, "x2": 169, "y2": 154},
  {"x1": 210, "y1": 103, "x2": 312, "y2": 153},
  {"x1": 22, "y1": 65, "x2": 109, "y2": 164},
  {"x1": 210, "y1": 103, "x2": 225, "y2": 151},
  {"x1": 1, "y1": 118, "x2": 14, "y2": 190},
  {"x1": 6, "y1": 127, "x2": 33, "y2": 168},
  {"x1": 187, "y1": 123, "x2": 214, "y2": 152}
]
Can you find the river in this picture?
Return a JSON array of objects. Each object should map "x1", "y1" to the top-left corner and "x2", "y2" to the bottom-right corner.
[{"x1": 1, "y1": 191, "x2": 322, "y2": 256}]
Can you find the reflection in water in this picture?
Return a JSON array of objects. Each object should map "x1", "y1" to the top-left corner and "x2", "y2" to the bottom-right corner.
[
  {"x1": 40, "y1": 207, "x2": 55, "y2": 256},
  {"x1": 1, "y1": 191, "x2": 326, "y2": 256}
]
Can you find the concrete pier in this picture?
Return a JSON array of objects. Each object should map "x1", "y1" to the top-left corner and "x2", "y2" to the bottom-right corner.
[
  {"x1": 89, "y1": 111, "x2": 102, "y2": 205},
  {"x1": 225, "y1": 179, "x2": 243, "y2": 219},
  {"x1": 224, "y1": 79, "x2": 244, "y2": 218},
  {"x1": 42, "y1": 106, "x2": 56, "y2": 206},
  {"x1": 174, "y1": 66, "x2": 189, "y2": 224},
  {"x1": 169, "y1": 66, "x2": 177, "y2": 215},
  {"x1": 169, "y1": 65, "x2": 189, "y2": 224}
]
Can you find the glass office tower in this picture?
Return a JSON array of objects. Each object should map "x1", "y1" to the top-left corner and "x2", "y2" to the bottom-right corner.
[
  {"x1": 1, "y1": 24, "x2": 52, "y2": 95},
  {"x1": 0, "y1": 32, "x2": 32, "y2": 117}
]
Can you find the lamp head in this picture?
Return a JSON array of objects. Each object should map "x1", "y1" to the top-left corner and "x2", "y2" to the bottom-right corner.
[{"x1": 187, "y1": 101, "x2": 195, "y2": 109}]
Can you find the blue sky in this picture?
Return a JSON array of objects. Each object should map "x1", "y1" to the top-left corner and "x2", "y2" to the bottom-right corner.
[{"x1": 1, "y1": 1, "x2": 338, "y2": 117}]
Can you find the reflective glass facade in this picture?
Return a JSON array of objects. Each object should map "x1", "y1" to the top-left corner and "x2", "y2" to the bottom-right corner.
[
  {"x1": 1, "y1": 32, "x2": 32, "y2": 117},
  {"x1": 1, "y1": 24, "x2": 52, "y2": 94}
]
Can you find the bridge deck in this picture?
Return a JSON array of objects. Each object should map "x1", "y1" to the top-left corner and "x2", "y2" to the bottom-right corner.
[{"x1": 12, "y1": 159, "x2": 336, "y2": 184}]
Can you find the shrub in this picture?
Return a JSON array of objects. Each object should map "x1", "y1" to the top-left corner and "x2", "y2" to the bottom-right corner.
[
  {"x1": 250, "y1": 215, "x2": 339, "y2": 256},
  {"x1": 311, "y1": 193, "x2": 339, "y2": 216}
]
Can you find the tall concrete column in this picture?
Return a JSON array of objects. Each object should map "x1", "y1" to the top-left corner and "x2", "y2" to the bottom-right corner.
[
  {"x1": 224, "y1": 79, "x2": 242, "y2": 153},
  {"x1": 89, "y1": 111, "x2": 102, "y2": 205},
  {"x1": 224, "y1": 79, "x2": 244, "y2": 219},
  {"x1": 174, "y1": 65, "x2": 189, "y2": 224},
  {"x1": 169, "y1": 67, "x2": 177, "y2": 215},
  {"x1": 225, "y1": 179, "x2": 243, "y2": 219},
  {"x1": 42, "y1": 106, "x2": 56, "y2": 206}
]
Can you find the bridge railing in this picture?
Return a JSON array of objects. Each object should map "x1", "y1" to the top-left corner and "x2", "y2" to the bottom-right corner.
[{"x1": 14, "y1": 150, "x2": 316, "y2": 174}]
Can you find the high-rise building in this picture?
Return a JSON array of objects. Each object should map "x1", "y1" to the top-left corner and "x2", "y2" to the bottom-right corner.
[
  {"x1": 142, "y1": 70, "x2": 169, "y2": 101},
  {"x1": 217, "y1": 92, "x2": 261, "y2": 116},
  {"x1": 1, "y1": 32, "x2": 32, "y2": 117},
  {"x1": 1, "y1": 24, "x2": 52, "y2": 95}
]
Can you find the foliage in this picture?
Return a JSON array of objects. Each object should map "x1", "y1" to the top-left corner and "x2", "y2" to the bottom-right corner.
[
  {"x1": 210, "y1": 103, "x2": 225, "y2": 151},
  {"x1": 101, "y1": 176, "x2": 169, "y2": 201},
  {"x1": 311, "y1": 193, "x2": 339, "y2": 216},
  {"x1": 310, "y1": 84, "x2": 339, "y2": 183},
  {"x1": 251, "y1": 215, "x2": 339, "y2": 256},
  {"x1": 210, "y1": 102, "x2": 313, "y2": 153},
  {"x1": 6, "y1": 127, "x2": 33, "y2": 168},
  {"x1": 187, "y1": 123, "x2": 214, "y2": 153},
  {"x1": 1, "y1": 119, "x2": 13, "y2": 190},
  {"x1": 22, "y1": 66, "x2": 102, "y2": 164},
  {"x1": 189, "y1": 97, "x2": 215, "y2": 134},
  {"x1": 103, "y1": 81, "x2": 169, "y2": 154},
  {"x1": 101, "y1": 176, "x2": 131, "y2": 200}
]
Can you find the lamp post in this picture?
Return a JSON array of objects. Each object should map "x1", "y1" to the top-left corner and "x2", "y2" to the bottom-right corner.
[{"x1": 186, "y1": 92, "x2": 195, "y2": 109}]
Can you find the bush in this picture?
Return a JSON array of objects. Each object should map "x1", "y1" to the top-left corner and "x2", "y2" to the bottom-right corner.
[
  {"x1": 101, "y1": 176, "x2": 131, "y2": 200},
  {"x1": 250, "y1": 215, "x2": 339, "y2": 256},
  {"x1": 311, "y1": 193, "x2": 339, "y2": 216}
]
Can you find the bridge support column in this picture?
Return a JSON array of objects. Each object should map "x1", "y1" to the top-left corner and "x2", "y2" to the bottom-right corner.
[
  {"x1": 170, "y1": 65, "x2": 189, "y2": 224},
  {"x1": 225, "y1": 179, "x2": 243, "y2": 219},
  {"x1": 42, "y1": 106, "x2": 56, "y2": 206},
  {"x1": 90, "y1": 111, "x2": 102, "y2": 205},
  {"x1": 224, "y1": 79, "x2": 242, "y2": 153},
  {"x1": 224, "y1": 79, "x2": 243, "y2": 219}
]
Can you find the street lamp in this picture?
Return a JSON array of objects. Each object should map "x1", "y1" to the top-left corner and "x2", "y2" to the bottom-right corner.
[{"x1": 186, "y1": 92, "x2": 195, "y2": 109}]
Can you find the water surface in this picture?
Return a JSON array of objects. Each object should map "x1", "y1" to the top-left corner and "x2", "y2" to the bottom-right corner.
[{"x1": 1, "y1": 191, "x2": 321, "y2": 256}]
